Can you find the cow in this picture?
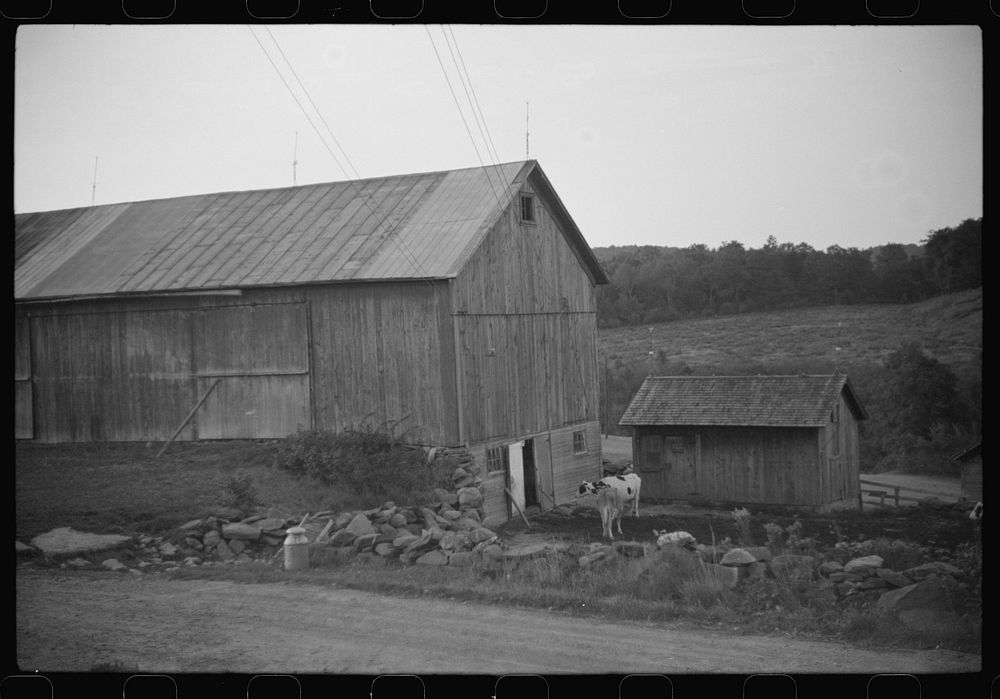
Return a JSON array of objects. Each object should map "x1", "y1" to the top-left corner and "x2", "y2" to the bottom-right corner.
[
  {"x1": 597, "y1": 486, "x2": 625, "y2": 540},
  {"x1": 577, "y1": 472, "x2": 641, "y2": 517}
]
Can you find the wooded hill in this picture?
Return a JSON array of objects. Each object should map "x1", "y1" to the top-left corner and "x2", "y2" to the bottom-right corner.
[{"x1": 594, "y1": 218, "x2": 981, "y2": 329}]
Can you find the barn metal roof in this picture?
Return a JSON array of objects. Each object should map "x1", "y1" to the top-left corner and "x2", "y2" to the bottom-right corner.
[
  {"x1": 619, "y1": 374, "x2": 868, "y2": 427},
  {"x1": 15, "y1": 160, "x2": 607, "y2": 301}
]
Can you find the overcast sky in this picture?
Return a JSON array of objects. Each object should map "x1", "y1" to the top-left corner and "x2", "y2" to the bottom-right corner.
[{"x1": 14, "y1": 24, "x2": 982, "y2": 250}]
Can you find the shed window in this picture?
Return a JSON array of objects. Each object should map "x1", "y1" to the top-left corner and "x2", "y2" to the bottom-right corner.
[
  {"x1": 573, "y1": 429, "x2": 587, "y2": 454},
  {"x1": 486, "y1": 445, "x2": 509, "y2": 474},
  {"x1": 520, "y1": 194, "x2": 536, "y2": 223}
]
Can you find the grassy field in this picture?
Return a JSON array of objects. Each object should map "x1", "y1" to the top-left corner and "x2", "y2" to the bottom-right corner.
[{"x1": 598, "y1": 288, "x2": 982, "y2": 374}]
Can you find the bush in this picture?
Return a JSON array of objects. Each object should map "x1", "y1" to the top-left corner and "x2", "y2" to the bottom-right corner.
[
  {"x1": 275, "y1": 426, "x2": 437, "y2": 503},
  {"x1": 219, "y1": 472, "x2": 259, "y2": 512}
]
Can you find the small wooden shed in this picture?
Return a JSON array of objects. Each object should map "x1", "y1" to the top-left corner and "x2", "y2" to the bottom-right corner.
[
  {"x1": 619, "y1": 374, "x2": 869, "y2": 508},
  {"x1": 15, "y1": 160, "x2": 608, "y2": 526},
  {"x1": 953, "y1": 441, "x2": 982, "y2": 502}
]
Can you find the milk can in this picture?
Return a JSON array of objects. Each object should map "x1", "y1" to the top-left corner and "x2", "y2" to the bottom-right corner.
[{"x1": 283, "y1": 526, "x2": 310, "y2": 571}]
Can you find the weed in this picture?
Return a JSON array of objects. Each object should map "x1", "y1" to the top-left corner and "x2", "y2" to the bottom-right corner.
[
  {"x1": 218, "y1": 472, "x2": 259, "y2": 512},
  {"x1": 731, "y1": 507, "x2": 754, "y2": 546}
]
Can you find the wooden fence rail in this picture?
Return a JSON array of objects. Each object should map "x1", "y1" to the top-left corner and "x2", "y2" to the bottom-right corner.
[{"x1": 857, "y1": 478, "x2": 956, "y2": 509}]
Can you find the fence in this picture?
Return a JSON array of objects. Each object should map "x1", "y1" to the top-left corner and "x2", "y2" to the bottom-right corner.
[{"x1": 857, "y1": 478, "x2": 956, "y2": 509}]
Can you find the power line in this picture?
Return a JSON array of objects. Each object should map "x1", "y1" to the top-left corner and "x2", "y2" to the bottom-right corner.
[
  {"x1": 443, "y1": 26, "x2": 501, "y2": 165},
  {"x1": 248, "y1": 26, "x2": 433, "y2": 281}
]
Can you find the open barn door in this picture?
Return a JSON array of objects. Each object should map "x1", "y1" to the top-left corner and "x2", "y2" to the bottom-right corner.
[{"x1": 506, "y1": 441, "x2": 526, "y2": 518}]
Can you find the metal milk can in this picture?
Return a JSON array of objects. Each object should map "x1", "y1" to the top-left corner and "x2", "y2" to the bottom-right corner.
[{"x1": 283, "y1": 526, "x2": 310, "y2": 571}]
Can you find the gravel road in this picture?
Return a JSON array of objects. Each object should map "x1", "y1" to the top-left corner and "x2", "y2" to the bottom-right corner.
[{"x1": 15, "y1": 569, "x2": 980, "y2": 675}]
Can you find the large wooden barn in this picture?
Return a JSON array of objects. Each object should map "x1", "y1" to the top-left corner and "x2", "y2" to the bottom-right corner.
[
  {"x1": 619, "y1": 374, "x2": 868, "y2": 508},
  {"x1": 14, "y1": 160, "x2": 609, "y2": 526}
]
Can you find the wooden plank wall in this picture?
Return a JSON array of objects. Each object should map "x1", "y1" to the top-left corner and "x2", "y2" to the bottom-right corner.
[
  {"x1": 306, "y1": 281, "x2": 458, "y2": 445},
  {"x1": 819, "y1": 393, "x2": 862, "y2": 503},
  {"x1": 636, "y1": 426, "x2": 822, "y2": 505},
  {"x1": 548, "y1": 421, "x2": 602, "y2": 504},
  {"x1": 15, "y1": 312, "x2": 33, "y2": 439}
]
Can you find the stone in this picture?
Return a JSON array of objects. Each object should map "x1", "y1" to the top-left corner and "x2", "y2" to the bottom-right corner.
[
  {"x1": 439, "y1": 531, "x2": 459, "y2": 551},
  {"x1": 403, "y1": 508, "x2": 421, "y2": 523},
  {"x1": 876, "y1": 579, "x2": 958, "y2": 616},
  {"x1": 743, "y1": 546, "x2": 773, "y2": 563},
  {"x1": 905, "y1": 562, "x2": 963, "y2": 580},
  {"x1": 67, "y1": 557, "x2": 91, "y2": 567},
  {"x1": 260, "y1": 533, "x2": 285, "y2": 547},
  {"x1": 404, "y1": 531, "x2": 434, "y2": 553},
  {"x1": 15, "y1": 541, "x2": 36, "y2": 556},
  {"x1": 843, "y1": 555, "x2": 883, "y2": 574},
  {"x1": 30, "y1": 528, "x2": 132, "y2": 557},
  {"x1": 184, "y1": 536, "x2": 204, "y2": 550},
  {"x1": 158, "y1": 542, "x2": 178, "y2": 557},
  {"x1": 448, "y1": 551, "x2": 475, "y2": 567},
  {"x1": 355, "y1": 533, "x2": 377, "y2": 551},
  {"x1": 405, "y1": 523, "x2": 423, "y2": 536},
  {"x1": 221, "y1": 523, "x2": 260, "y2": 541},
  {"x1": 433, "y1": 488, "x2": 460, "y2": 507},
  {"x1": 703, "y1": 562, "x2": 741, "y2": 589},
  {"x1": 770, "y1": 554, "x2": 815, "y2": 584},
  {"x1": 468, "y1": 528, "x2": 496, "y2": 544},
  {"x1": 859, "y1": 576, "x2": 889, "y2": 590},
  {"x1": 330, "y1": 529, "x2": 357, "y2": 546},
  {"x1": 612, "y1": 541, "x2": 648, "y2": 558},
  {"x1": 333, "y1": 512, "x2": 355, "y2": 530},
  {"x1": 101, "y1": 558, "x2": 127, "y2": 571},
  {"x1": 183, "y1": 556, "x2": 201, "y2": 566},
  {"x1": 344, "y1": 514, "x2": 376, "y2": 538},
  {"x1": 461, "y1": 508, "x2": 482, "y2": 523},
  {"x1": 828, "y1": 572, "x2": 848, "y2": 583},
  {"x1": 375, "y1": 527, "x2": 399, "y2": 544},
  {"x1": 655, "y1": 531, "x2": 696, "y2": 549},
  {"x1": 819, "y1": 560, "x2": 844, "y2": 576},
  {"x1": 255, "y1": 518, "x2": 287, "y2": 532},
  {"x1": 241, "y1": 514, "x2": 266, "y2": 524},
  {"x1": 453, "y1": 518, "x2": 481, "y2": 531},
  {"x1": 388, "y1": 513, "x2": 408, "y2": 528},
  {"x1": 215, "y1": 540, "x2": 235, "y2": 561},
  {"x1": 179, "y1": 519, "x2": 204, "y2": 531},
  {"x1": 416, "y1": 550, "x2": 449, "y2": 566},
  {"x1": 202, "y1": 530, "x2": 221, "y2": 547},
  {"x1": 208, "y1": 506, "x2": 243, "y2": 521},
  {"x1": 441, "y1": 509, "x2": 462, "y2": 521},
  {"x1": 876, "y1": 567, "x2": 913, "y2": 588},
  {"x1": 720, "y1": 548, "x2": 757, "y2": 566},
  {"x1": 393, "y1": 533, "x2": 419, "y2": 549},
  {"x1": 482, "y1": 544, "x2": 504, "y2": 564},
  {"x1": 579, "y1": 551, "x2": 609, "y2": 567},
  {"x1": 457, "y1": 487, "x2": 484, "y2": 509},
  {"x1": 228, "y1": 539, "x2": 246, "y2": 555},
  {"x1": 374, "y1": 543, "x2": 396, "y2": 557}
]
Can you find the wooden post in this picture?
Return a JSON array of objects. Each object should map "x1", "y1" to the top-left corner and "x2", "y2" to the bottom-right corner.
[
  {"x1": 505, "y1": 487, "x2": 531, "y2": 527},
  {"x1": 157, "y1": 378, "x2": 221, "y2": 457}
]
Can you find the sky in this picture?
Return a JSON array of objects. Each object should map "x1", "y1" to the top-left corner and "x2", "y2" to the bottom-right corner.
[{"x1": 14, "y1": 24, "x2": 982, "y2": 251}]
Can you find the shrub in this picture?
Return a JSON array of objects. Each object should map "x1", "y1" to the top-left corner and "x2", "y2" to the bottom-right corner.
[
  {"x1": 275, "y1": 426, "x2": 438, "y2": 504},
  {"x1": 219, "y1": 472, "x2": 259, "y2": 512},
  {"x1": 731, "y1": 507, "x2": 754, "y2": 545}
]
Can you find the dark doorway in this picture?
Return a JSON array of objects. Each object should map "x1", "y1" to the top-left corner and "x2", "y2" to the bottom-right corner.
[{"x1": 522, "y1": 438, "x2": 539, "y2": 507}]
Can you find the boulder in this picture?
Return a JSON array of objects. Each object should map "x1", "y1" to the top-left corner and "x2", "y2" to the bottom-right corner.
[
  {"x1": 655, "y1": 531, "x2": 696, "y2": 549},
  {"x1": 743, "y1": 546, "x2": 773, "y2": 563},
  {"x1": 202, "y1": 530, "x2": 221, "y2": 547},
  {"x1": 101, "y1": 558, "x2": 127, "y2": 571},
  {"x1": 328, "y1": 529, "x2": 356, "y2": 546},
  {"x1": 720, "y1": 548, "x2": 757, "y2": 566},
  {"x1": 448, "y1": 551, "x2": 475, "y2": 567},
  {"x1": 404, "y1": 530, "x2": 434, "y2": 553},
  {"x1": 332, "y1": 512, "x2": 354, "y2": 530},
  {"x1": 441, "y1": 509, "x2": 463, "y2": 521},
  {"x1": 255, "y1": 518, "x2": 287, "y2": 532},
  {"x1": 770, "y1": 554, "x2": 815, "y2": 584},
  {"x1": 228, "y1": 539, "x2": 246, "y2": 555},
  {"x1": 221, "y1": 523, "x2": 260, "y2": 541},
  {"x1": 481, "y1": 544, "x2": 504, "y2": 564},
  {"x1": 354, "y1": 533, "x2": 378, "y2": 551},
  {"x1": 215, "y1": 540, "x2": 235, "y2": 561},
  {"x1": 158, "y1": 542, "x2": 178, "y2": 557},
  {"x1": 260, "y1": 533, "x2": 285, "y2": 547},
  {"x1": 876, "y1": 567, "x2": 913, "y2": 588},
  {"x1": 461, "y1": 508, "x2": 482, "y2": 523},
  {"x1": 344, "y1": 514, "x2": 376, "y2": 538},
  {"x1": 468, "y1": 527, "x2": 497, "y2": 544},
  {"x1": 416, "y1": 550, "x2": 449, "y2": 566},
  {"x1": 184, "y1": 536, "x2": 204, "y2": 551},
  {"x1": 457, "y1": 487, "x2": 484, "y2": 509},
  {"x1": 905, "y1": 561, "x2": 963, "y2": 581},
  {"x1": 374, "y1": 542, "x2": 396, "y2": 557},
  {"x1": 612, "y1": 541, "x2": 648, "y2": 558},
  {"x1": 389, "y1": 513, "x2": 409, "y2": 529},
  {"x1": 859, "y1": 576, "x2": 889, "y2": 590},
  {"x1": 433, "y1": 487, "x2": 460, "y2": 507},
  {"x1": 30, "y1": 528, "x2": 132, "y2": 557},
  {"x1": 819, "y1": 560, "x2": 844, "y2": 576},
  {"x1": 207, "y1": 506, "x2": 243, "y2": 521},
  {"x1": 179, "y1": 519, "x2": 204, "y2": 531},
  {"x1": 375, "y1": 527, "x2": 399, "y2": 544},
  {"x1": 876, "y1": 578, "x2": 957, "y2": 616},
  {"x1": 579, "y1": 551, "x2": 610, "y2": 567},
  {"x1": 843, "y1": 555, "x2": 883, "y2": 574}
]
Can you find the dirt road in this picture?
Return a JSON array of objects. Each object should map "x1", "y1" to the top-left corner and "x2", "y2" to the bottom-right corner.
[{"x1": 15, "y1": 569, "x2": 980, "y2": 675}]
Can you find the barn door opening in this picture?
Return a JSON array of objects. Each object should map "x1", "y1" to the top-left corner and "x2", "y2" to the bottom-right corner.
[{"x1": 522, "y1": 438, "x2": 538, "y2": 507}]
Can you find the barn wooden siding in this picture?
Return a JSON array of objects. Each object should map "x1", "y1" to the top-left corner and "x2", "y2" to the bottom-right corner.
[
  {"x1": 819, "y1": 392, "x2": 862, "y2": 504},
  {"x1": 473, "y1": 420, "x2": 601, "y2": 527},
  {"x1": 451, "y1": 177, "x2": 600, "y2": 446},
  {"x1": 304, "y1": 281, "x2": 458, "y2": 445},
  {"x1": 17, "y1": 282, "x2": 459, "y2": 444},
  {"x1": 15, "y1": 312, "x2": 33, "y2": 439}
]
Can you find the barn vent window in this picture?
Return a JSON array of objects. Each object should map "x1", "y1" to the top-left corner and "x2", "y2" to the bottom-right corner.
[
  {"x1": 520, "y1": 194, "x2": 536, "y2": 223},
  {"x1": 486, "y1": 445, "x2": 509, "y2": 474},
  {"x1": 573, "y1": 430, "x2": 587, "y2": 454}
]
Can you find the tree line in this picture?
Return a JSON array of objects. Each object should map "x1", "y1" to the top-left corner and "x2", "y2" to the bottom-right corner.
[{"x1": 596, "y1": 218, "x2": 981, "y2": 328}]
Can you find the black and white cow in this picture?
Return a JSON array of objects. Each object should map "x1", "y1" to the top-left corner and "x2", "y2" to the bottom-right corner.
[
  {"x1": 577, "y1": 472, "x2": 641, "y2": 517},
  {"x1": 597, "y1": 487, "x2": 625, "y2": 540}
]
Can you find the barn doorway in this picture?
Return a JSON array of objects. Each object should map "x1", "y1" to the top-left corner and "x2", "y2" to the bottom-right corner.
[
  {"x1": 506, "y1": 439, "x2": 539, "y2": 519},
  {"x1": 522, "y1": 438, "x2": 538, "y2": 508}
]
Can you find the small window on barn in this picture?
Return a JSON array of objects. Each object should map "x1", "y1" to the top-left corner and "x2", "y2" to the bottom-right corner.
[
  {"x1": 664, "y1": 436, "x2": 685, "y2": 453},
  {"x1": 520, "y1": 194, "x2": 536, "y2": 223},
  {"x1": 573, "y1": 430, "x2": 587, "y2": 454},
  {"x1": 486, "y1": 445, "x2": 509, "y2": 474}
]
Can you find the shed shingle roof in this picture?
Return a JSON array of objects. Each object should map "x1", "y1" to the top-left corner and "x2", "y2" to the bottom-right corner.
[
  {"x1": 15, "y1": 160, "x2": 607, "y2": 300},
  {"x1": 619, "y1": 374, "x2": 868, "y2": 427}
]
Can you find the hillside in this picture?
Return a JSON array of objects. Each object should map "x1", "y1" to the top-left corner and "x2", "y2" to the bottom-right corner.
[{"x1": 597, "y1": 287, "x2": 982, "y2": 376}]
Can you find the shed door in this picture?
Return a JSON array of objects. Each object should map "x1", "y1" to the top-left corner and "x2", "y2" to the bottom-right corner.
[
  {"x1": 638, "y1": 433, "x2": 699, "y2": 501},
  {"x1": 637, "y1": 433, "x2": 667, "y2": 501},
  {"x1": 507, "y1": 441, "x2": 526, "y2": 516},
  {"x1": 194, "y1": 303, "x2": 311, "y2": 439}
]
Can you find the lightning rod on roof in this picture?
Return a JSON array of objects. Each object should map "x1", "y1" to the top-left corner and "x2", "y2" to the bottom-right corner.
[{"x1": 90, "y1": 156, "x2": 99, "y2": 206}]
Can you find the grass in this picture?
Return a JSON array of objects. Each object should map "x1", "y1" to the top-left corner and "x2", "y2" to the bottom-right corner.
[
  {"x1": 16, "y1": 441, "x2": 982, "y2": 655},
  {"x1": 598, "y1": 287, "x2": 982, "y2": 375}
]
